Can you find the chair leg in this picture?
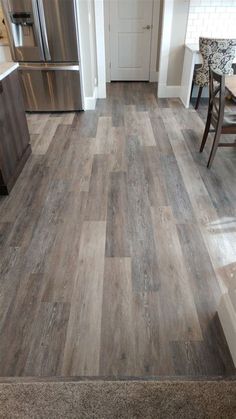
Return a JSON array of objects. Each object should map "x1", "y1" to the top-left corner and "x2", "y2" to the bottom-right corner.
[
  {"x1": 195, "y1": 86, "x2": 203, "y2": 110},
  {"x1": 190, "y1": 80, "x2": 194, "y2": 102},
  {"x1": 200, "y1": 109, "x2": 212, "y2": 152},
  {"x1": 207, "y1": 127, "x2": 221, "y2": 169}
]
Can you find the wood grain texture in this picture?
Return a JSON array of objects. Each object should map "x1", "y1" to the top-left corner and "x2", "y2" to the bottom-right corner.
[
  {"x1": 0, "y1": 69, "x2": 31, "y2": 194},
  {"x1": 62, "y1": 221, "x2": 106, "y2": 376},
  {"x1": 0, "y1": 82, "x2": 235, "y2": 377}
]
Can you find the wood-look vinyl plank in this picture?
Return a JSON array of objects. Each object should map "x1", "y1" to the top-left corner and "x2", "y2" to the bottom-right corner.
[
  {"x1": 72, "y1": 111, "x2": 98, "y2": 138},
  {"x1": 0, "y1": 247, "x2": 21, "y2": 330},
  {"x1": 161, "y1": 113, "x2": 217, "y2": 226},
  {"x1": 160, "y1": 153, "x2": 195, "y2": 223},
  {"x1": 29, "y1": 134, "x2": 40, "y2": 149},
  {"x1": 5, "y1": 163, "x2": 51, "y2": 248},
  {"x1": 176, "y1": 223, "x2": 221, "y2": 332},
  {"x1": 148, "y1": 112, "x2": 173, "y2": 154},
  {"x1": 110, "y1": 126, "x2": 127, "y2": 172},
  {"x1": 62, "y1": 221, "x2": 106, "y2": 376},
  {"x1": 100, "y1": 257, "x2": 174, "y2": 376},
  {"x1": 99, "y1": 257, "x2": 135, "y2": 375},
  {"x1": 96, "y1": 96, "x2": 112, "y2": 118},
  {"x1": 0, "y1": 273, "x2": 43, "y2": 376},
  {"x1": 94, "y1": 116, "x2": 112, "y2": 154},
  {"x1": 167, "y1": 98, "x2": 183, "y2": 109},
  {"x1": 151, "y1": 206, "x2": 203, "y2": 342},
  {"x1": 41, "y1": 191, "x2": 88, "y2": 303},
  {"x1": 26, "y1": 113, "x2": 48, "y2": 135},
  {"x1": 171, "y1": 313, "x2": 235, "y2": 376},
  {"x1": 112, "y1": 95, "x2": 125, "y2": 127},
  {"x1": 85, "y1": 154, "x2": 110, "y2": 221},
  {"x1": 1, "y1": 126, "x2": 71, "y2": 248},
  {"x1": 136, "y1": 93, "x2": 158, "y2": 112},
  {"x1": 32, "y1": 118, "x2": 62, "y2": 155},
  {"x1": 52, "y1": 132, "x2": 95, "y2": 193},
  {"x1": 184, "y1": 130, "x2": 236, "y2": 219},
  {"x1": 156, "y1": 98, "x2": 170, "y2": 108},
  {"x1": 131, "y1": 290, "x2": 175, "y2": 376},
  {"x1": 138, "y1": 112, "x2": 156, "y2": 146},
  {"x1": 60, "y1": 112, "x2": 76, "y2": 125},
  {"x1": 124, "y1": 106, "x2": 156, "y2": 146},
  {"x1": 23, "y1": 301, "x2": 70, "y2": 376},
  {"x1": 126, "y1": 135, "x2": 159, "y2": 292},
  {"x1": 105, "y1": 172, "x2": 130, "y2": 257},
  {"x1": 0, "y1": 222, "x2": 12, "y2": 246},
  {"x1": 0, "y1": 155, "x2": 43, "y2": 222},
  {"x1": 23, "y1": 179, "x2": 70, "y2": 275},
  {"x1": 142, "y1": 146, "x2": 169, "y2": 208},
  {"x1": 160, "y1": 111, "x2": 236, "y2": 293}
]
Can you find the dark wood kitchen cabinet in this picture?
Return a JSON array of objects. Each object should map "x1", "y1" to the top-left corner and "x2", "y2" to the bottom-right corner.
[{"x1": 0, "y1": 66, "x2": 31, "y2": 195}]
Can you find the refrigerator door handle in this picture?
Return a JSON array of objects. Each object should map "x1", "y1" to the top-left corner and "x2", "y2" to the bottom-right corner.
[
  {"x1": 19, "y1": 64, "x2": 80, "y2": 71},
  {"x1": 37, "y1": 0, "x2": 51, "y2": 61}
]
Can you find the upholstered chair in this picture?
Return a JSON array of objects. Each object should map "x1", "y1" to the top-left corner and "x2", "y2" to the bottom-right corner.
[{"x1": 192, "y1": 37, "x2": 236, "y2": 109}]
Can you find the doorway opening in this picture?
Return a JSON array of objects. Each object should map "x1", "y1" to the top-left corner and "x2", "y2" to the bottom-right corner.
[{"x1": 104, "y1": 0, "x2": 162, "y2": 83}]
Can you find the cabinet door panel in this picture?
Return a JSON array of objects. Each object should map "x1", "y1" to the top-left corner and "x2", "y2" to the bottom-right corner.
[{"x1": 0, "y1": 70, "x2": 31, "y2": 192}]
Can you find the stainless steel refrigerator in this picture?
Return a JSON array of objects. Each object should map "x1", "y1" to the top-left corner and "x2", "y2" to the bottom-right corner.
[{"x1": 2, "y1": 0, "x2": 83, "y2": 111}]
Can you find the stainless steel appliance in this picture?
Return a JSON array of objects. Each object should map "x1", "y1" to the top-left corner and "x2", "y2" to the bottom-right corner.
[{"x1": 2, "y1": 0, "x2": 83, "y2": 111}]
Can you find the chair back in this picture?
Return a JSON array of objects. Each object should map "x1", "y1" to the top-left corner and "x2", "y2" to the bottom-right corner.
[
  {"x1": 209, "y1": 68, "x2": 225, "y2": 128},
  {"x1": 197, "y1": 38, "x2": 236, "y2": 86}
]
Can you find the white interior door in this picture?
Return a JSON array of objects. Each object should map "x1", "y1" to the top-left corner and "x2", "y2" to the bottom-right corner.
[{"x1": 110, "y1": 0, "x2": 153, "y2": 81}]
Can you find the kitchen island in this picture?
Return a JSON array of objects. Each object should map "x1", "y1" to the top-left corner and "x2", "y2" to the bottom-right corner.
[{"x1": 0, "y1": 62, "x2": 31, "y2": 194}]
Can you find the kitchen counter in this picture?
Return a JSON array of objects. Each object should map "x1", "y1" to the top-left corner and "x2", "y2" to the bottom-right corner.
[{"x1": 0, "y1": 62, "x2": 18, "y2": 81}]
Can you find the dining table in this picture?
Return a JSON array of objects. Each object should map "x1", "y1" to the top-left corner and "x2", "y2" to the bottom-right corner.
[{"x1": 226, "y1": 75, "x2": 236, "y2": 99}]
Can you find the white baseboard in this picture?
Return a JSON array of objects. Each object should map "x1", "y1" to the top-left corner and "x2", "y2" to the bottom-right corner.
[
  {"x1": 218, "y1": 294, "x2": 236, "y2": 367},
  {"x1": 97, "y1": 84, "x2": 106, "y2": 99},
  {"x1": 149, "y1": 70, "x2": 159, "y2": 82},
  {"x1": 158, "y1": 83, "x2": 181, "y2": 98},
  {"x1": 84, "y1": 86, "x2": 98, "y2": 110}
]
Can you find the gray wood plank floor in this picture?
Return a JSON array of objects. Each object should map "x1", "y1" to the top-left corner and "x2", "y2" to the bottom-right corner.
[{"x1": 0, "y1": 83, "x2": 235, "y2": 377}]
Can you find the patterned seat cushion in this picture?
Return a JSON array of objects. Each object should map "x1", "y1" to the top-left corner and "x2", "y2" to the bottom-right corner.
[{"x1": 194, "y1": 38, "x2": 236, "y2": 87}]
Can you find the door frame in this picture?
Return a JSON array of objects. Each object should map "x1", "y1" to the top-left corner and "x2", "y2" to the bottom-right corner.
[{"x1": 104, "y1": 0, "x2": 160, "y2": 82}]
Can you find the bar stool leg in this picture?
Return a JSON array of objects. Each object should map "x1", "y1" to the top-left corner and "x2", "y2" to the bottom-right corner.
[{"x1": 195, "y1": 86, "x2": 203, "y2": 110}]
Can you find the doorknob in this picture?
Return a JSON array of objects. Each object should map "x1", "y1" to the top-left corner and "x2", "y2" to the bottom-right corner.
[{"x1": 143, "y1": 25, "x2": 152, "y2": 30}]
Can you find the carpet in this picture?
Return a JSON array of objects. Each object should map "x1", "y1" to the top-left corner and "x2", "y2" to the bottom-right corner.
[{"x1": 0, "y1": 379, "x2": 236, "y2": 419}]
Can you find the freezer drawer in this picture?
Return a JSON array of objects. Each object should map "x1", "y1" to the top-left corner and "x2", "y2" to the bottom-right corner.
[{"x1": 19, "y1": 64, "x2": 83, "y2": 111}]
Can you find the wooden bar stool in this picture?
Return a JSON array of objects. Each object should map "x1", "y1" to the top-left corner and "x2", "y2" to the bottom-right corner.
[
  {"x1": 192, "y1": 38, "x2": 236, "y2": 109},
  {"x1": 200, "y1": 69, "x2": 236, "y2": 168}
]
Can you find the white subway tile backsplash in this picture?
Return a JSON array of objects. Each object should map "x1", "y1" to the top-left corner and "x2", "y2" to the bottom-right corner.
[{"x1": 186, "y1": 0, "x2": 236, "y2": 44}]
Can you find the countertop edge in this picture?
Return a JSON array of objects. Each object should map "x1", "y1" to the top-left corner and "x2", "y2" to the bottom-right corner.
[
  {"x1": 185, "y1": 43, "x2": 200, "y2": 53},
  {"x1": 0, "y1": 62, "x2": 18, "y2": 82}
]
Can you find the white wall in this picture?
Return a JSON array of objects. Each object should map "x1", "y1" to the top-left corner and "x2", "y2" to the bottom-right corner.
[
  {"x1": 186, "y1": 0, "x2": 236, "y2": 44},
  {"x1": 76, "y1": 0, "x2": 98, "y2": 109},
  {"x1": 167, "y1": 0, "x2": 189, "y2": 86}
]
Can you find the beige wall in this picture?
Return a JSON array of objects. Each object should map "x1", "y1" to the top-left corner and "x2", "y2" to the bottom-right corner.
[{"x1": 167, "y1": 0, "x2": 189, "y2": 86}]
